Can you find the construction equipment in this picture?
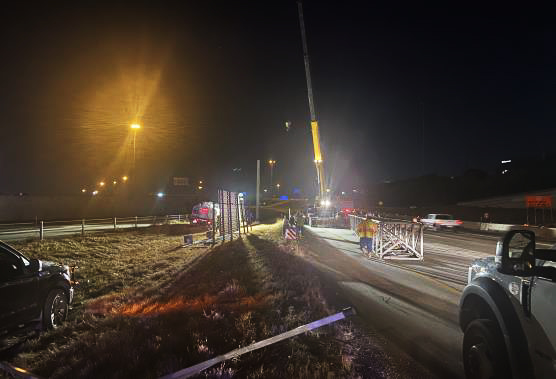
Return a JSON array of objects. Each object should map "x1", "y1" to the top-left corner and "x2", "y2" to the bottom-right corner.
[
  {"x1": 297, "y1": 1, "x2": 326, "y2": 203},
  {"x1": 349, "y1": 214, "x2": 424, "y2": 260}
]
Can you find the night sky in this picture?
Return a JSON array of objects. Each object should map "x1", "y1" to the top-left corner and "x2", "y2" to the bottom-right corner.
[{"x1": 0, "y1": 1, "x2": 554, "y2": 195}]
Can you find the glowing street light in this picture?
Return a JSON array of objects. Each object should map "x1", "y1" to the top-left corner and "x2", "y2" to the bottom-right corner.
[
  {"x1": 113, "y1": 180, "x2": 117, "y2": 185},
  {"x1": 92, "y1": 190, "x2": 99, "y2": 196},
  {"x1": 157, "y1": 192, "x2": 164, "y2": 198},
  {"x1": 122, "y1": 176, "x2": 128, "y2": 182},
  {"x1": 99, "y1": 181, "x2": 105, "y2": 187},
  {"x1": 276, "y1": 183, "x2": 280, "y2": 189},
  {"x1": 130, "y1": 123, "x2": 141, "y2": 170},
  {"x1": 198, "y1": 186, "x2": 203, "y2": 190},
  {"x1": 326, "y1": 188, "x2": 331, "y2": 193},
  {"x1": 81, "y1": 188, "x2": 86, "y2": 193},
  {"x1": 268, "y1": 160, "x2": 276, "y2": 187}
]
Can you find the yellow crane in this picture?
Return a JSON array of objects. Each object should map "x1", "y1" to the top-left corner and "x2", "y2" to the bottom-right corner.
[{"x1": 297, "y1": 1, "x2": 327, "y2": 203}]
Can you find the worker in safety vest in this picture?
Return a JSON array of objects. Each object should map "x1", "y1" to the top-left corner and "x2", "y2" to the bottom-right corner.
[
  {"x1": 356, "y1": 215, "x2": 377, "y2": 254},
  {"x1": 295, "y1": 211, "x2": 305, "y2": 237}
]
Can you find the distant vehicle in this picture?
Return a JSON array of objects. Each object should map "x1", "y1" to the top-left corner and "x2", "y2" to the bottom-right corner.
[
  {"x1": 459, "y1": 230, "x2": 555, "y2": 378},
  {"x1": 421, "y1": 213, "x2": 463, "y2": 230},
  {"x1": 0, "y1": 241, "x2": 75, "y2": 338},
  {"x1": 191, "y1": 202, "x2": 220, "y2": 225},
  {"x1": 335, "y1": 198, "x2": 355, "y2": 214}
]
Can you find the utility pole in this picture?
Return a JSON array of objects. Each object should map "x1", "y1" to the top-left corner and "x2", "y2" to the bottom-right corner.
[
  {"x1": 256, "y1": 160, "x2": 260, "y2": 221},
  {"x1": 421, "y1": 102, "x2": 425, "y2": 174}
]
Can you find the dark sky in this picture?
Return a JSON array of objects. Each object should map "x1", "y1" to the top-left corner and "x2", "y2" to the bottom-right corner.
[{"x1": 0, "y1": 1, "x2": 555, "y2": 195}]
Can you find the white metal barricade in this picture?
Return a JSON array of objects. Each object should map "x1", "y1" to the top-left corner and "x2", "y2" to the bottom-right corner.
[{"x1": 349, "y1": 214, "x2": 424, "y2": 261}]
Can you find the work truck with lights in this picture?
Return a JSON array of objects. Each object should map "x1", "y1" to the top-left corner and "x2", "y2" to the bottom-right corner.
[
  {"x1": 459, "y1": 230, "x2": 556, "y2": 378},
  {"x1": 191, "y1": 202, "x2": 220, "y2": 225}
]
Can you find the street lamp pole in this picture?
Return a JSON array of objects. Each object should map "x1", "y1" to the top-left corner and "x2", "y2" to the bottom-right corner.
[
  {"x1": 268, "y1": 160, "x2": 276, "y2": 188},
  {"x1": 131, "y1": 123, "x2": 141, "y2": 170}
]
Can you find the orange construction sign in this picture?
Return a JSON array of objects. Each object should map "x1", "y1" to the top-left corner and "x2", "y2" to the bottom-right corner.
[{"x1": 526, "y1": 195, "x2": 552, "y2": 208}]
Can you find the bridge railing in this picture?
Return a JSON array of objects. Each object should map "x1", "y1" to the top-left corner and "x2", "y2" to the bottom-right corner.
[{"x1": 348, "y1": 214, "x2": 424, "y2": 260}]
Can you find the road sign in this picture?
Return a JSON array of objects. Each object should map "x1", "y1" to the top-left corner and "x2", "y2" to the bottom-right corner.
[
  {"x1": 285, "y1": 228, "x2": 297, "y2": 240},
  {"x1": 526, "y1": 195, "x2": 552, "y2": 208}
]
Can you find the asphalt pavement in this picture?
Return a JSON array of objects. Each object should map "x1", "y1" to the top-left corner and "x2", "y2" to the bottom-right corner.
[{"x1": 304, "y1": 226, "x2": 556, "y2": 378}]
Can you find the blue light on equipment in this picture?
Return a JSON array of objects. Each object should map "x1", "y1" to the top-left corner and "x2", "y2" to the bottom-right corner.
[{"x1": 280, "y1": 195, "x2": 289, "y2": 200}]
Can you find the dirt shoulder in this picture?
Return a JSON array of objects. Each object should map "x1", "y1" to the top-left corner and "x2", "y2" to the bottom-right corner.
[{"x1": 3, "y1": 222, "x2": 366, "y2": 378}]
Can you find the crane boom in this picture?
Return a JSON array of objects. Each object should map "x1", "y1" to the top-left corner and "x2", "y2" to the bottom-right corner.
[{"x1": 297, "y1": 1, "x2": 326, "y2": 201}]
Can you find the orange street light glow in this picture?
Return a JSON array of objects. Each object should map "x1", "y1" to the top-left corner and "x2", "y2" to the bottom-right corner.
[
  {"x1": 99, "y1": 181, "x2": 105, "y2": 187},
  {"x1": 122, "y1": 176, "x2": 128, "y2": 181},
  {"x1": 131, "y1": 123, "x2": 141, "y2": 129}
]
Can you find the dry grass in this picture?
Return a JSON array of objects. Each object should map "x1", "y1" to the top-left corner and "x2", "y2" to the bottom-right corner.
[{"x1": 4, "y1": 223, "x2": 356, "y2": 378}]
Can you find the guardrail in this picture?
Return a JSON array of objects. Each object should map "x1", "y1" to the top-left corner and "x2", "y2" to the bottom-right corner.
[
  {"x1": 349, "y1": 214, "x2": 424, "y2": 260},
  {"x1": 0, "y1": 214, "x2": 191, "y2": 241}
]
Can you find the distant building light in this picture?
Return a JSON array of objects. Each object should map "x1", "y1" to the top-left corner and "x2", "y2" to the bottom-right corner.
[
  {"x1": 198, "y1": 186, "x2": 203, "y2": 190},
  {"x1": 341, "y1": 191, "x2": 346, "y2": 195},
  {"x1": 81, "y1": 188, "x2": 86, "y2": 193},
  {"x1": 157, "y1": 192, "x2": 164, "y2": 198},
  {"x1": 502, "y1": 169, "x2": 509, "y2": 175},
  {"x1": 501, "y1": 160, "x2": 512, "y2": 164},
  {"x1": 92, "y1": 190, "x2": 99, "y2": 196}
]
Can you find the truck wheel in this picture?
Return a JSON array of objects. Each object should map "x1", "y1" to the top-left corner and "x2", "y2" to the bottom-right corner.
[
  {"x1": 463, "y1": 319, "x2": 510, "y2": 379},
  {"x1": 43, "y1": 289, "x2": 68, "y2": 330}
]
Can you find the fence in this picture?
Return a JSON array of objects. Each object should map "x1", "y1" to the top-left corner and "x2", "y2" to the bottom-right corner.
[
  {"x1": 215, "y1": 190, "x2": 249, "y2": 243},
  {"x1": 349, "y1": 214, "x2": 424, "y2": 260},
  {"x1": 0, "y1": 214, "x2": 190, "y2": 242}
]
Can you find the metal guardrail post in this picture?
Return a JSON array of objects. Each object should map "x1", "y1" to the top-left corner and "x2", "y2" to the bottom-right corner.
[
  {"x1": 113, "y1": 217, "x2": 117, "y2": 230},
  {"x1": 82, "y1": 219, "x2": 85, "y2": 236},
  {"x1": 39, "y1": 221, "x2": 44, "y2": 240}
]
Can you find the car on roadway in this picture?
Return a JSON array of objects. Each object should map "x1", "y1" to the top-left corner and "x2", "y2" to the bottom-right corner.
[
  {"x1": 0, "y1": 241, "x2": 74, "y2": 339},
  {"x1": 421, "y1": 213, "x2": 463, "y2": 230},
  {"x1": 459, "y1": 230, "x2": 555, "y2": 378}
]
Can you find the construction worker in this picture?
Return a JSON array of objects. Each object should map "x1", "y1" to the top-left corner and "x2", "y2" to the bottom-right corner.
[
  {"x1": 295, "y1": 211, "x2": 305, "y2": 237},
  {"x1": 356, "y1": 214, "x2": 377, "y2": 254}
]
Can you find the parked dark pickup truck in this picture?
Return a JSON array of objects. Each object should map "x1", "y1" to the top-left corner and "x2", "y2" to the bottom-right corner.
[{"x1": 0, "y1": 241, "x2": 74, "y2": 338}]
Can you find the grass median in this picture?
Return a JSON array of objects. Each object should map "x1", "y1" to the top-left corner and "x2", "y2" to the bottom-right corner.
[{"x1": 3, "y1": 222, "x2": 357, "y2": 378}]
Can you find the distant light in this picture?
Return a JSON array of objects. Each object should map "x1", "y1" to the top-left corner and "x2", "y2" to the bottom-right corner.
[
  {"x1": 501, "y1": 160, "x2": 511, "y2": 164},
  {"x1": 353, "y1": 189, "x2": 358, "y2": 193},
  {"x1": 122, "y1": 176, "x2": 128, "y2": 181},
  {"x1": 81, "y1": 188, "x2": 86, "y2": 193},
  {"x1": 130, "y1": 123, "x2": 141, "y2": 129},
  {"x1": 280, "y1": 195, "x2": 289, "y2": 200},
  {"x1": 502, "y1": 169, "x2": 509, "y2": 175},
  {"x1": 157, "y1": 192, "x2": 164, "y2": 198},
  {"x1": 263, "y1": 189, "x2": 268, "y2": 192},
  {"x1": 199, "y1": 180, "x2": 203, "y2": 184},
  {"x1": 99, "y1": 181, "x2": 105, "y2": 187},
  {"x1": 276, "y1": 183, "x2": 280, "y2": 188},
  {"x1": 113, "y1": 180, "x2": 117, "y2": 185},
  {"x1": 341, "y1": 191, "x2": 346, "y2": 195},
  {"x1": 326, "y1": 188, "x2": 331, "y2": 193},
  {"x1": 92, "y1": 190, "x2": 99, "y2": 196},
  {"x1": 198, "y1": 186, "x2": 203, "y2": 190},
  {"x1": 320, "y1": 200, "x2": 331, "y2": 207}
]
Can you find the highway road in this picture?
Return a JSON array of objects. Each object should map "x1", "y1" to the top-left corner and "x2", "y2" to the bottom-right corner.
[{"x1": 303, "y1": 226, "x2": 555, "y2": 378}]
